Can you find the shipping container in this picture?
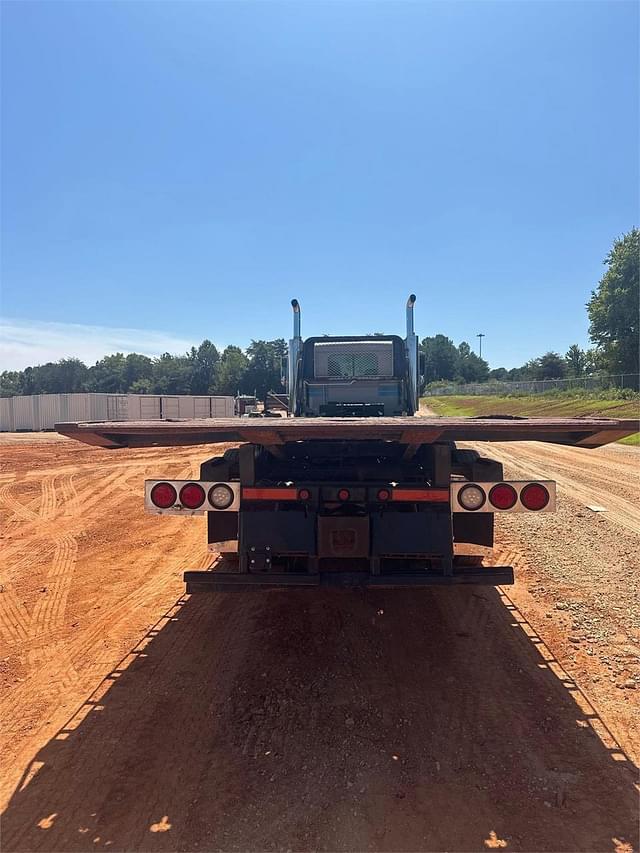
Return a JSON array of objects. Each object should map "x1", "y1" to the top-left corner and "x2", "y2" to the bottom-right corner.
[
  {"x1": 60, "y1": 393, "x2": 109, "y2": 423},
  {"x1": 160, "y1": 397, "x2": 180, "y2": 419},
  {"x1": 124, "y1": 395, "x2": 162, "y2": 420},
  {"x1": 0, "y1": 392, "x2": 237, "y2": 431},
  {"x1": 0, "y1": 397, "x2": 14, "y2": 432},
  {"x1": 194, "y1": 397, "x2": 211, "y2": 418},
  {"x1": 107, "y1": 395, "x2": 128, "y2": 421},
  {"x1": 34, "y1": 394, "x2": 63, "y2": 430},
  {"x1": 159, "y1": 396, "x2": 235, "y2": 419},
  {"x1": 211, "y1": 396, "x2": 235, "y2": 417},
  {"x1": 12, "y1": 396, "x2": 35, "y2": 430}
]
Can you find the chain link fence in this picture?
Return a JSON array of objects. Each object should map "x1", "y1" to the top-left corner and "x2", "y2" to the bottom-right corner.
[{"x1": 424, "y1": 374, "x2": 640, "y2": 397}]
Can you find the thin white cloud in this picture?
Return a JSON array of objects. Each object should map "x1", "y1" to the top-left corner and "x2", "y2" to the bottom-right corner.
[{"x1": 0, "y1": 318, "x2": 208, "y2": 371}]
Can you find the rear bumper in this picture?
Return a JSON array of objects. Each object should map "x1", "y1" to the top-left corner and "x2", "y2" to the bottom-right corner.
[{"x1": 184, "y1": 566, "x2": 514, "y2": 592}]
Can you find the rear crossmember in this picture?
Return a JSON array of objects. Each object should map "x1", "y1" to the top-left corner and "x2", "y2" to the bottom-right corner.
[{"x1": 184, "y1": 566, "x2": 515, "y2": 591}]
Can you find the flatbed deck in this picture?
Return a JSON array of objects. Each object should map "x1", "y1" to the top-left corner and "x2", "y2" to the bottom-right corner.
[{"x1": 56, "y1": 415, "x2": 639, "y2": 449}]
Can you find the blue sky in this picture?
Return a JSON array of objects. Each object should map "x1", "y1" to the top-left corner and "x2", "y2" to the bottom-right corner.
[{"x1": 1, "y1": 0, "x2": 638, "y2": 370}]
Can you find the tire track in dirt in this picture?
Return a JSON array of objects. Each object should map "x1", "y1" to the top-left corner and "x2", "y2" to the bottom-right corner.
[
  {"x1": 30, "y1": 535, "x2": 79, "y2": 640},
  {"x1": 0, "y1": 590, "x2": 31, "y2": 644},
  {"x1": 479, "y1": 442, "x2": 640, "y2": 535},
  {"x1": 59, "y1": 473, "x2": 80, "y2": 514},
  {"x1": 0, "y1": 483, "x2": 40, "y2": 524},
  {"x1": 0, "y1": 476, "x2": 64, "y2": 526},
  {"x1": 2, "y1": 519, "x2": 211, "y2": 764},
  {"x1": 0, "y1": 468, "x2": 125, "y2": 574}
]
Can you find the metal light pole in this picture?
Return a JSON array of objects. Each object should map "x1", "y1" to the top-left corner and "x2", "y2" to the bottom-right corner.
[{"x1": 477, "y1": 333, "x2": 485, "y2": 358}]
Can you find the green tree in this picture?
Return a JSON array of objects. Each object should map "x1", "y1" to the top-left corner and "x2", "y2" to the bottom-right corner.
[
  {"x1": 584, "y1": 348, "x2": 605, "y2": 375},
  {"x1": 215, "y1": 346, "x2": 249, "y2": 395},
  {"x1": 587, "y1": 228, "x2": 639, "y2": 374},
  {"x1": 421, "y1": 335, "x2": 458, "y2": 383},
  {"x1": 0, "y1": 371, "x2": 23, "y2": 397},
  {"x1": 456, "y1": 341, "x2": 489, "y2": 382},
  {"x1": 535, "y1": 352, "x2": 567, "y2": 380},
  {"x1": 189, "y1": 340, "x2": 220, "y2": 394},
  {"x1": 565, "y1": 345, "x2": 586, "y2": 378},
  {"x1": 88, "y1": 353, "x2": 127, "y2": 392},
  {"x1": 124, "y1": 353, "x2": 154, "y2": 391},
  {"x1": 488, "y1": 367, "x2": 508, "y2": 380},
  {"x1": 129, "y1": 378, "x2": 154, "y2": 394},
  {"x1": 243, "y1": 339, "x2": 287, "y2": 399},
  {"x1": 151, "y1": 353, "x2": 193, "y2": 394},
  {"x1": 19, "y1": 358, "x2": 89, "y2": 394}
]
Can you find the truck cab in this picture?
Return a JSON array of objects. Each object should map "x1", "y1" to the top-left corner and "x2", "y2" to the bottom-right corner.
[{"x1": 289, "y1": 296, "x2": 419, "y2": 418}]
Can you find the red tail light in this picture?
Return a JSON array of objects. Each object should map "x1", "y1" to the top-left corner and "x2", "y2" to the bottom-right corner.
[
  {"x1": 298, "y1": 488, "x2": 311, "y2": 501},
  {"x1": 520, "y1": 483, "x2": 550, "y2": 511},
  {"x1": 489, "y1": 483, "x2": 518, "y2": 510},
  {"x1": 338, "y1": 488, "x2": 350, "y2": 501},
  {"x1": 179, "y1": 483, "x2": 206, "y2": 509},
  {"x1": 377, "y1": 488, "x2": 391, "y2": 502},
  {"x1": 150, "y1": 482, "x2": 177, "y2": 509}
]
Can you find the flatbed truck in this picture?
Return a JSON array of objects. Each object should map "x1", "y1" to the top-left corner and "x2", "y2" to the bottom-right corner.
[{"x1": 57, "y1": 296, "x2": 638, "y2": 591}]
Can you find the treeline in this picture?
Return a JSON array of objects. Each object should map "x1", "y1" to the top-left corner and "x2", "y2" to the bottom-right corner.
[
  {"x1": 0, "y1": 334, "x2": 597, "y2": 400},
  {"x1": 422, "y1": 338, "x2": 601, "y2": 385},
  {"x1": 2, "y1": 229, "x2": 636, "y2": 398},
  {"x1": 0, "y1": 339, "x2": 287, "y2": 400}
]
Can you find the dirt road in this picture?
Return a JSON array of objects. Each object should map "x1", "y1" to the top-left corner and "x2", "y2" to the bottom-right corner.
[{"x1": 1, "y1": 435, "x2": 638, "y2": 852}]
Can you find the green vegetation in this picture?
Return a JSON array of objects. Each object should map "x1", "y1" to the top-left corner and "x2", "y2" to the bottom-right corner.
[
  {"x1": 587, "y1": 228, "x2": 639, "y2": 375},
  {"x1": 0, "y1": 339, "x2": 287, "y2": 400},
  {"x1": 423, "y1": 390, "x2": 640, "y2": 444},
  {"x1": 421, "y1": 227, "x2": 638, "y2": 387},
  {"x1": 619, "y1": 433, "x2": 640, "y2": 446},
  {"x1": 421, "y1": 335, "x2": 489, "y2": 384}
]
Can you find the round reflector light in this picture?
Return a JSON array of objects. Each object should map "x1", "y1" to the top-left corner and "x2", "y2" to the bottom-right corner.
[
  {"x1": 489, "y1": 483, "x2": 518, "y2": 510},
  {"x1": 458, "y1": 484, "x2": 486, "y2": 511},
  {"x1": 520, "y1": 483, "x2": 549, "y2": 511},
  {"x1": 338, "y1": 488, "x2": 350, "y2": 501},
  {"x1": 208, "y1": 483, "x2": 234, "y2": 510},
  {"x1": 298, "y1": 488, "x2": 311, "y2": 501},
  {"x1": 150, "y1": 482, "x2": 177, "y2": 509},
  {"x1": 179, "y1": 483, "x2": 206, "y2": 509},
  {"x1": 377, "y1": 488, "x2": 391, "y2": 502}
]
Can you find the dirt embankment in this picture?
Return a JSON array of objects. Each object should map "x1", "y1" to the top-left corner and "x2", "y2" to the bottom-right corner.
[{"x1": 1, "y1": 435, "x2": 638, "y2": 852}]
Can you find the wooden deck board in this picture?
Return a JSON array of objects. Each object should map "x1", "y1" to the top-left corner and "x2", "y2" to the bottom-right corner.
[{"x1": 56, "y1": 415, "x2": 639, "y2": 449}]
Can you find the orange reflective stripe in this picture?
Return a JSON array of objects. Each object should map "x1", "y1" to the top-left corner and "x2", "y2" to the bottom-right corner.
[
  {"x1": 242, "y1": 488, "x2": 298, "y2": 501},
  {"x1": 392, "y1": 489, "x2": 449, "y2": 502}
]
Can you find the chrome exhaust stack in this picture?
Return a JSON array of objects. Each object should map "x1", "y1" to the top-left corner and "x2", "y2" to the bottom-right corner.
[
  {"x1": 405, "y1": 294, "x2": 418, "y2": 414},
  {"x1": 291, "y1": 298, "x2": 301, "y2": 339},
  {"x1": 406, "y1": 293, "x2": 416, "y2": 336},
  {"x1": 289, "y1": 299, "x2": 302, "y2": 415}
]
